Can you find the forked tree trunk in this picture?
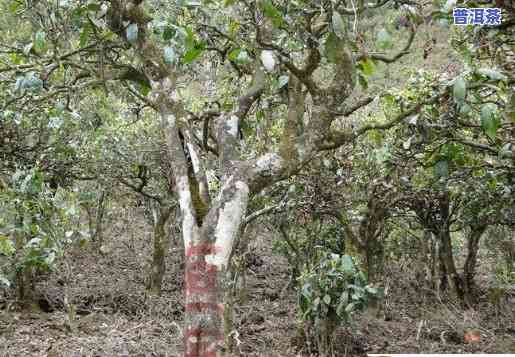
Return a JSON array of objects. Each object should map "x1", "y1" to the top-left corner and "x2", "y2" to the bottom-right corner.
[{"x1": 180, "y1": 179, "x2": 250, "y2": 357}]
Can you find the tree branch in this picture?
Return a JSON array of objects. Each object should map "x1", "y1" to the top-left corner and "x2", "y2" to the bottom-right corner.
[{"x1": 358, "y1": 24, "x2": 416, "y2": 64}]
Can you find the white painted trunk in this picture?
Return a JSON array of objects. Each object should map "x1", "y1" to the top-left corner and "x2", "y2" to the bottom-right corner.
[{"x1": 205, "y1": 179, "x2": 249, "y2": 270}]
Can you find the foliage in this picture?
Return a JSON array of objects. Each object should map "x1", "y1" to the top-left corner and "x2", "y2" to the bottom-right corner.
[
  {"x1": 297, "y1": 252, "x2": 381, "y2": 355},
  {"x1": 298, "y1": 253, "x2": 380, "y2": 324},
  {"x1": 0, "y1": 168, "x2": 82, "y2": 287}
]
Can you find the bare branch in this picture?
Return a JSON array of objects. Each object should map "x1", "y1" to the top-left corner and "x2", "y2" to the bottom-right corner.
[
  {"x1": 330, "y1": 96, "x2": 375, "y2": 117},
  {"x1": 454, "y1": 139, "x2": 500, "y2": 155},
  {"x1": 243, "y1": 204, "x2": 280, "y2": 226},
  {"x1": 337, "y1": 0, "x2": 392, "y2": 15},
  {"x1": 235, "y1": 66, "x2": 265, "y2": 120},
  {"x1": 322, "y1": 92, "x2": 442, "y2": 150},
  {"x1": 118, "y1": 177, "x2": 163, "y2": 203},
  {"x1": 358, "y1": 24, "x2": 416, "y2": 64}
]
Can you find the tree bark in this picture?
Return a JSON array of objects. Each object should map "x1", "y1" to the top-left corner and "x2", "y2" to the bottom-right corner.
[
  {"x1": 93, "y1": 190, "x2": 107, "y2": 245},
  {"x1": 148, "y1": 205, "x2": 173, "y2": 295},
  {"x1": 439, "y1": 227, "x2": 463, "y2": 299},
  {"x1": 13, "y1": 210, "x2": 31, "y2": 306},
  {"x1": 462, "y1": 225, "x2": 487, "y2": 307},
  {"x1": 183, "y1": 178, "x2": 249, "y2": 356},
  {"x1": 183, "y1": 241, "x2": 225, "y2": 357}
]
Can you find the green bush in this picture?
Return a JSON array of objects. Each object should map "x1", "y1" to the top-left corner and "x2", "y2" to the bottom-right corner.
[
  {"x1": 0, "y1": 168, "x2": 82, "y2": 293},
  {"x1": 298, "y1": 253, "x2": 382, "y2": 355}
]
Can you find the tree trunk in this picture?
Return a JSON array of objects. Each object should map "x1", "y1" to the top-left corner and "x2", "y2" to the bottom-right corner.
[
  {"x1": 181, "y1": 180, "x2": 250, "y2": 357},
  {"x1": 364, "y1": 235, "x2": 384, "y2": 283},
  {"x1": 422, "y1": 230, "x2": 434, "y2": 288},
  {"x1": 148, "y1": 205, "x2": 173, "y2": 295},
  {"x1": 439, "y1": 228, "x2": 463, "y2": 299},
  {"x1": 184, "y1": 238, "x2": 239, "y2": 357},
  {"x1": 436, "y1": 235, "x2": 448, "y2": 293},
  {"x1": 462, "y1": 225, "x2": 487, "y2": 307},
  {"x1": 93, "y1": 190, "x2": 107, "y2": 245},
  {"x1": 14, "y1": 212, "x2": 34, "y2": 307}
]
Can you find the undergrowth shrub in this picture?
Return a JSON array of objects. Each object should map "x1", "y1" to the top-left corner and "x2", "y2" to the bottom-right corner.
[{"x1": 298, "y1": 253, "x2": 382, "y2": 356}]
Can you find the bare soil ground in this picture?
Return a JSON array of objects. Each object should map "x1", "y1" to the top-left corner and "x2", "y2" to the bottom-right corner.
[{"x1": 0, "y1": 211, "x2": 513, "y2": 356}]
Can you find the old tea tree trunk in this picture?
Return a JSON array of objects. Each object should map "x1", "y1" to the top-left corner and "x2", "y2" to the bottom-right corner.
[{"x1": 107, "y1": 1, "x2": 417, "y2": 355}]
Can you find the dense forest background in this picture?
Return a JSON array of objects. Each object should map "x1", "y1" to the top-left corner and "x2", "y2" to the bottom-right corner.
[{"x1": 0, "y1": 0, "x2": 514, "y2": 356}]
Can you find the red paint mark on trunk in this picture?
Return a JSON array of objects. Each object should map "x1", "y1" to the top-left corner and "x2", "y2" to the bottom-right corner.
[
  {"x1": 184, "y1": 243, "x2": 224, "y2": 357},
  {"x1": 185, "y1": 327, "x2": 223, "y2": 357},
  {"x1": 185, "y1": 260, "x2": 218, "y2": 295},
  {"x1": 186, "y1": 242, "x2": 221, "y2": 257},
  {"x1": 185, "y1": 302, "x2": 224, "y2": 313},
  {"x1": 184, "y1": 243, "x2": 220, "y2": 296}
]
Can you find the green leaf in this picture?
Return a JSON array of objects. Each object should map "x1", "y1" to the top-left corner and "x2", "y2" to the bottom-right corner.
[
  {"x1": 185, "y1": 0, "x2": 201, "y2": 6},
  {"x1": 34, "y1": 30, "x2": 46, "y2": 53},
  {"x1": 126, "y1": 23, "x2": 139, "y2": 44},
  {"x1": 358, "y1": 73, "x2": 368, "y2": 90},
  {"x1": 79, "y1": 22, "x2": 92, "y2": 47},
  {"x1": 442, "y1": 0, "x2": 456, "y2": 12},
  {"x1": 345, "y1": 301, "x2": 358, "y2": 313},
  {"x1": 323, "y1": 294, "x2": 331, "y2": 305},
  {"x1": 183, "y1": 43, "x2": 205, "y2": 64},
  {"x1": 403, "y1": 136, "x2": 412, "y2": 150},
  {"x1": 86, "y1": 3, "x2": 101, "y2": 12},
  {"x1": 332, "y1": 11, "x2": 346, "y2": 39},
  {"x1": 507, "y1": 92, "x2": 515, "y2": 123},
  {"x1": 313, "y1": 296, "x2": 320, "y2": 307},
  {"x1": 336, "y1": 291, "x2": 349, "y2": 317},
  {"x1": 24, "y1": 73, "x2": 43, "y2": 91},
  {"x1": 278, "y1": 75, "x2": 289, "y2": 88},
  {"x1": 260, "y1": 1, "x2": 285, "y2": 28},
  {"x1": 459, "y1": 103, "x2": 471, "y2": 115},
  {"x1": 453, "y1": 77, "x2": 466, "y2": 103},
  {"x1": 236, "y1": 49, "x2": 250, "y2": 64},
  {"x1": 163, "y1": 46, "x2": 176, "y2": 64},
  {"x1": 376, "y1": 28, "x2": 392, "y2": 49},
  {"x1": 228, "y1": 48, "x2": 241, "y2": 61},
  {"x1": 500, "y1": 143, "x2": 513, "y2": 158},
  {"x1": 0, "y1": 274, "x2": 10, "y2": 288},
  {"x1": 365, "y1": 286, "x2": 378, "y2": 295},
  {"x1": 139, "y1": 84, "x2": 151, "y2": 96},
  {"x1": 434, "y1": 160, "x2": 448, "y2": 178},
  {"x1": 9, "y1": 0, "x2": 22, "y2": 13},
  {"x1": 0, "y1": 235, "x2": 15, "y2": 256},
  {"x1": 55, "y1": 102, "x2": 65, "y2": 114},
  {"x1": 480, "y1": 103, "x2": 499, "y2": 140},
  {"x1": 182, "y1": 28, "x2": 205, "y2": 64},
  {"x1": 224, "y1": 0, "x2": 236, "y2": 6},
  {"x1": 163, "y1": 26, "x2": 175, "y2": 41},
  {"x1": 477, "y1": 68, "x2": 507, "y2": 81},
  {"x1": 14, "y1": 77, "x2": 25, "y2": 92},
  {"x1": 325, "y1": 32, "x2": 341, "y2": 63},
  {"x1": 341, "y1": 255, "x2": 354, "y2": 273},
  {"x1": 359, "y1": 58, "x2": 376, "y2": 76}
]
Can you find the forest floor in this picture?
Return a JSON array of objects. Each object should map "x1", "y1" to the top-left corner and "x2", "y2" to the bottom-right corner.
[{"x1": 0, "y1": 208, "x2": 514, "y2": 356}]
